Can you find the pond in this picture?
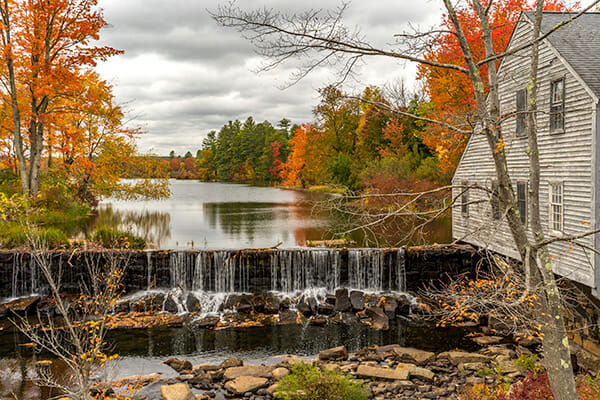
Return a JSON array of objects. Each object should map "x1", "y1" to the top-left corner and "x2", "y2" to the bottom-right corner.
[{"x1": 87, "y1": 180, "x2": 451, "y2": 249}]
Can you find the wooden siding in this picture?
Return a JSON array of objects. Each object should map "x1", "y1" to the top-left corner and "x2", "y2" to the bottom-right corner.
[{"x1": 452, "y1": 16, "x2": 597, "y2": 287}]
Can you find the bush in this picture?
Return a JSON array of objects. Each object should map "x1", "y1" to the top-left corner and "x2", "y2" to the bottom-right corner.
[
  {"x1": 276, "y1": 363, "x2": 369, "y2": 400},
  {"x1": 91, "y1": 227, "x2": 146, "y2": 250}
]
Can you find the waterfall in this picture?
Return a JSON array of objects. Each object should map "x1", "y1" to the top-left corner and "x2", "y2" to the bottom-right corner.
[
  {"x1": 2, "y1": 248, "x2": 410, "y2": 300},
  {"x1": 164, "y1": 248, "x2": 407, "y2": 294}
]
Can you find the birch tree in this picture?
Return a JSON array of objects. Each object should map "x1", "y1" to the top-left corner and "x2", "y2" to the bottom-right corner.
[{"x1": 212, "y1": 1, "x2": 600, "y2": 398}]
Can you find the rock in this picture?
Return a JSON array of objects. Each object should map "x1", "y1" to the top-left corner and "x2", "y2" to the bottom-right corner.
[
  {"x1": 483, "y1": 345, "x2": 516, "y2": 358},
  {"x1": 185, "y1": 294, "x2": 200, "y2": 312},
  {"x1": 391, "y1": 347, "x2": 436, "y2": 366},
  {"x1": 279, "y1": 309, "x2": 298, "y2": 323},
  {"x1": 193, "y1": 363, "x2": 221, "y2": 373},
  {"x1": 334, "y1": 288, "x2": 351, "y2": 312},
  {"x1": 220, "y1": 357, "x2": 244, "y2": 369},
  {"x1": 349, "y1": 290, "x2": 365, "y2": 311},
  {"x1": 0, "y1": 296, "x2": 40, "y2": 317},
  {"x1": 438, "y1": 351, "x2": 491, "y2": 365},
  {"x1": 397, "y1": 363, "x2": 434, "y2": 381},
  {"x1": 318, "y1": 346, "x2": 348, "y2": 361},
  {"x1": 267, "y1": 383, "x2": 279, "y2": 396},
  {"x1": 458, "y1": 362, "x2": 487, "y2": 372},
  {"x1": 330, "y1": 312, "x2": 361, "y2": 326},
  {"x1": 163, "y1": 358, "x2": 193, "y2": 373},
  {"x1": 365, "y1": 307, "x2": 389, "y2": 330},
  {"x1": 381, "y1": 297, "x2": 398, "y2": 320},
  {"x1": 224, "y1": 376, "x2": 269, "y2": 395},
  {"x1": 355, "y1": 365, "x2": 409, "y2": 380},
  {"x1": 92, "y1": 373, "x2": 162, "y2": 390},
  {"x1": 309, "y1": 316, "x2": 327, "y2": 326},
  {"x1": 276, "y1": 354, "x2": 305, "y2": 368},
  {"x1": 196, "y1": 316, "x2": 219, "y2": 328},
  {"x1": 296, "y1": 302, "x2": 313, "y2": 317},
  {"x1": 236, "y1": 303, "x2": 253, "y2": 314},
  {"x1": 164, "y1": 295, "x2": 180, "y2": 313},
  {"x1": 272, "y1": 367, "x2": 290, "y2": 380},
  {"x1": 325, "y1": 294, "x2": 336, "y2": 305},
  {"x1": 395, "y1": 294, "x2": 412, "y2": 316},
  {"x1": 472, "y1": 336, "x2": 503, "y2": 346},
  {"x1": 224, "y1": 365, "x2": 273, "y2": 380},
  {"x1": 160, "y1": 383, "x2": 195, "y2": 400},
  {"x1": 317, "y1": 303, "x2": 334, "y2": 315}
]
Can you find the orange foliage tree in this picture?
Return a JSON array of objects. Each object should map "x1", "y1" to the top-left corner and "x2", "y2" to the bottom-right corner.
[
  {"x1": 281, "y1": 124, "x2": 330, "y2": 187},
  {"x1": 0, "y1": 0, "x2": 122, "y2": 195},
  {"x1": 418, "y1": 0, "x2": 578, "y2": 174}
]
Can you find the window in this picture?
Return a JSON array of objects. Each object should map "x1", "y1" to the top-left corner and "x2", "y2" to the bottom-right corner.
[
  {"x1": 461, "y1": 180, "x2": 469, "y2": 217},
  {"x1": 516, "y1": 88, "x2": 527, "y2": 137},
  {"x1": 550, "y1": 78, "x2": 565, "y2": 132},
  {"x1": 491, "y1": 181, "x2": 500, "y2": 220},
  {"x1": 549, "y1": 182, "x2": 563, "y2": 232},
  {"x1": 516, "y1": 181, "x2": 528, "y2": 225}
]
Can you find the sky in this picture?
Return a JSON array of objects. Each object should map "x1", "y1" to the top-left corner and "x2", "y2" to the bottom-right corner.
[{"x1": 95, "y1": 0, "x2": 443, "y2": 156}]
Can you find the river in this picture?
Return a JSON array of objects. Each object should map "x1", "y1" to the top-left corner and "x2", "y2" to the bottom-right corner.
[{"x1": 89, "y1": 180, "x2": 451, "y2": 249}]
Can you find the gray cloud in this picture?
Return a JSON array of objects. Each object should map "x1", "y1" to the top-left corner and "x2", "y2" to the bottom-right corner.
[{"x1": 96, "y1": 0, "x2": 442, "y2": 155}]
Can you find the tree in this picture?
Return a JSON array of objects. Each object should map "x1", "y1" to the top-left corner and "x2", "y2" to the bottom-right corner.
[
  {"x1": 212, "y1": 2, "x2": 600, "y2": 398},
  {"x1": 417, "y1": 0, "x2": 578, "y2": 174},
  {"x1": 14, "y1": 236, "x2": 130, "y2": 399},
  {"x1": 169, "y1": 150, "x2": 176, "y2": 159},
  {"x1": 0, "y1": 0, "x2": 122, "y2": 196}
]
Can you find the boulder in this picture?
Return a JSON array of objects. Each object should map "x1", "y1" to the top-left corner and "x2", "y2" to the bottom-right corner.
[
  {"x1": 318, "y1": 346, "x2": 348, "y2": 361},
  {"x1": 438, "y1": 351, "x2": 491, "y2": 365},
  {"x1": 330, "y1": 312, "x2": 361, "y2": 326},
  {"x1": 163, "y1": 358, "x2": 192, "y2": 373},
  {"x1": 0, "y1": 296, "x2": 40, "y2": 317},
  {"x1": 325, "y1": 294, "x2": 337, "y2": 305},
  {"x1": 397, "y1": 363, "x2": 435, "y2": 381},
  {"x1": 193, "y1": 363, "x2": 221, "y2": 373},
  {"x1": 160, "y1": 383, "x2": 195, "y2": 400},
  {"x1": 272, "y1": 367, "x2": 290, "y2": 380},
  {"x1": 164, "y1": 295, "x2": 179, "y2": 313},
  {"x1": 365, "y1": 307, "x2": 389, "y2": 330},
  {"x1": 391, "y1": 347, "x2": 435, "y2": 365},
  {"x1": 309, "y1": 316, "x2": 327, "y2": 326},
  {"x1": 317, "y1": 303, "x2": 334, "y2": 315},
  {"x1": 224, "y1": 376, "x2": 269, "y2": 395},
  {"x1": 196, "y1": 316, "x2": 219, "y2": 328},
  {"x1": 381, "y1": 297, "x2": 398, "y2": 320},
  {"x1": 220, "y1": 357, "x2": 244, "y2": 369},
  {"x1": 185, "y1": 294, "x2": 200, "y2": 312},
  {"x1": 472, "y1": 336, "x2": 503, "y2": 346},
  {"x1": 279, "y1": 310, "x2": 298, "y2": 323},
  {"x1": 334, "y1": 288, "x2": 351, "y2": 312},
  {"x1": 224, "y1": 365, "x2": 273, "y2": 380},
  {"x1": 349, "y1": 290, "x2": 365, "y2": 312},
  {"x1": 355, "y1": 365, "x2": 409, "y2": 380},
  {"x1": 395, "y1": 294, "x2": 412, "y2": 316},
  {"x1": 296, "y1": 302, "x2": 313, "y2": 317}
]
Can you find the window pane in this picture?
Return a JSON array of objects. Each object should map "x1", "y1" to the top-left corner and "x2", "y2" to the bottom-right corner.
[
  {"x1": 517, "y1": 182, "x2": 527, "y2": 225},
  {"x1": 461, "y1": 180, "x2": 468, "y2": 216}
]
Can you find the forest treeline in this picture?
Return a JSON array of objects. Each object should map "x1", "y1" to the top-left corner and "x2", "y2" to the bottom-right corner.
[{"x1": 175, "y1": 85, "x2": 447, "y2": 195}]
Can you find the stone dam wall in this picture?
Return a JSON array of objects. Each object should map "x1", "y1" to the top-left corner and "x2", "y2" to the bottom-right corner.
[{"x1": 0, "y1": 245, "x2": 479, "y2": 298}]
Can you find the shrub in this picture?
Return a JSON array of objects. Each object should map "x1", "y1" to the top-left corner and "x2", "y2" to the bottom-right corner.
[
  {"x1": 91, "y1": 227, "x2": 146, "y2": 250},
  {"x1": 277, "y1": 363, "x2": 369, "y2": 400}
]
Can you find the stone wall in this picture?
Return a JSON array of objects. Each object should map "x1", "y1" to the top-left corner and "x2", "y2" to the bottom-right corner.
[{"x1": 0, "y1": 245, "x2": 479, "y2": 298}]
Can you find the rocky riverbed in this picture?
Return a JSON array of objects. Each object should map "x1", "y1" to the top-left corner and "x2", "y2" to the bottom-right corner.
[{"x1": 93, "y1": 337, "x2": 532, "y2": 400}]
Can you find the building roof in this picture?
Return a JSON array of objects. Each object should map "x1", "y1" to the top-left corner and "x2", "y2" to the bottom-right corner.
[{"x1": 524, "y1": 12, "x2": 600, "y2": 98}]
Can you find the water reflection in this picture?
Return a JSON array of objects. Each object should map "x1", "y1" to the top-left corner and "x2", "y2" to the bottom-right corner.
[
  {"x1": 92, "y1": 205, "x2": 172, "y2": 247},
  {"x1": 90, "y1": 181, "x2": 451, "y2": 249}
]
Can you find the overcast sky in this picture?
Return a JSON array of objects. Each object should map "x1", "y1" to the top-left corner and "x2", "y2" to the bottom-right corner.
[{"x1": 95, "y1": 1, "x2": 443, "y2": 156}]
